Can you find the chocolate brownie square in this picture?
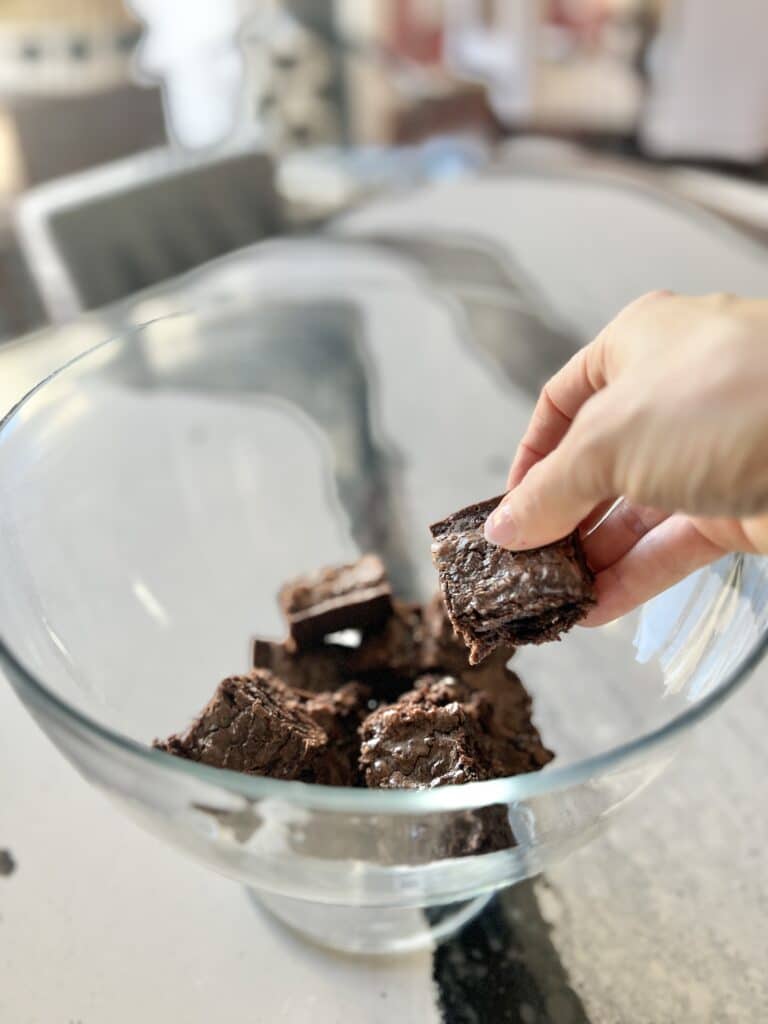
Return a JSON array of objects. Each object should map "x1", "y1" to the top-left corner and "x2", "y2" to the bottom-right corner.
[
  {"x1": 358, "y1": 668, "x2": 552, "y2": 788},
  {"x1": 359, "y1": 675, "x2": 492, "y2": 789},
  {"x1": 360, "y1": 676, "x2": 518, "y2": 856},
  {"x1": 279, "y1": 554, "x2": 392, "y2": 649},
  {"x1": 251, "y1": 637, "x2": 350, "y2": 693},
  {"x1": 153, "y1": 670, "x2": 329, "y2": 781},
  {"x1": 430, "y1": 495, "x2": 595, "y2": 664},
  {"x1": 346, "y1": 600, "x2": 424, "y2": 677},
  {"x1": 477, "y1": 673, "x2": 554, "y2": 776},
  {"x1": 285, "y1": 681, "x2": 372, "y2": 786}
]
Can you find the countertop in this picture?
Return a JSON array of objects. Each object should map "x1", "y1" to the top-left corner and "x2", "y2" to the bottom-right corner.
[
  {"x1": 2, "y1": 169, "x2": 767, "y2": 1022},
  {"x1": 3, "y1": 645, "x2": 767, "y2": 1023}
]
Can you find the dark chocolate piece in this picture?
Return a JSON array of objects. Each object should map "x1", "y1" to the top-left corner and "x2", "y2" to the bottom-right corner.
[
  {"x1": 154, "y1": 670, "x2": 331, "y2": 782},
  {"x1": 404, "y1": 673, "x2": 551, "y2": 776},
  {"x1": 453, "y1": 657, "x2": 554, "y2": 775},
  {"x1": 279, "y1": 554, "x2": 392, "y2": 649},
  {"x1": 430, "y1": 495, "x2": 595, "y2": 663}
]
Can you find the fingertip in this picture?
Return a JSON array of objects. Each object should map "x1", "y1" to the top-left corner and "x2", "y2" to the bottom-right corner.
[
  {"x1": 483, "y1": 492, "x2": 578, "y2": 551},
  {"x1": 483, "y1": 499, "x2": 519, "y2": 547}
]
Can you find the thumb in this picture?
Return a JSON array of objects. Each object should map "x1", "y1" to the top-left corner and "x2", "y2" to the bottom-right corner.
[{"x1": 484, "y1": 402, "x2": 614, "y2": 550}]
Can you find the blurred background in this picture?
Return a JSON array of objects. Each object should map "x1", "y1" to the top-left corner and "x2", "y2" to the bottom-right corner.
[{"x1": 0, "y1": 0, "x2": 765, "y2": 341}]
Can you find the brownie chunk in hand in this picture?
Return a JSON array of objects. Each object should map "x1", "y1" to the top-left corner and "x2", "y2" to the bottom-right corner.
[
  {"x1": 279, "y1": 554, "x2": 392, "y2": 650},
  {"x1": 421, "y1": 592, "x2": 513, "y2": 676},
  {"x1": 430, "y1": 495, "x2": 595, "y2": 664}
]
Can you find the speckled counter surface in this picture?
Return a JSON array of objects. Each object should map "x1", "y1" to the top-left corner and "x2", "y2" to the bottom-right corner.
[
  {"x1": 2, "y1": 168, "x2": 767, "y2": 1022},
  {"x1": 3, "y1": 660, "x2": 767, "y2": 1023}
]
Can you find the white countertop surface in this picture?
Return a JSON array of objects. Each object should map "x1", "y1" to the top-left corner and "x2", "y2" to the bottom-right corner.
[{"x1": 3, "y1": 640, "x2": 767, "y2": 1023}]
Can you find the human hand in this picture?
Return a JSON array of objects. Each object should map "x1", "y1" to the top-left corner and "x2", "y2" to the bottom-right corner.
[{"x1": 483, "y1": 291, "x2": 768, "y2": 626}]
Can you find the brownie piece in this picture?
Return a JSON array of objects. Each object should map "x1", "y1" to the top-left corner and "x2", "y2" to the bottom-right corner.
[
  {"x1": 359, "y1": 675, "x2": 494, "y2": 789},
  {"x1": 444, "y1": 806, "x2": 516, "y2": 858},
  {"x1": 251, "y1": 637, "x2": 350, "y2": 693},
  {"x1": 450, "y1": 657, "x2": 553, "y2": 773},
  {"x1": 360, "y1": 676, "x2": 518, "y2": 856},
  {"x1": 430, "y1": 495, "x2": 595, "y2": 664},
  {"x1": 279, "y1": 554, "x2": 393, "y2": 649},
  {"x1": 421, "y1": 592, "x2": 514, "y2": 676},
  {"x1": 347, "y1": 600, "x2": 424, "y2": 677},
  {"x1": 285, "y1": 681, "x2": 372, "y2": 787},
  {"x1": 254, "y1": 598, "x2": 422, "y2": 706},
  {"x1": 479, "y1": 676, "x2": 554, "y2": 776},
  {"x1": 153, "y1": 671, "x2": 330, "y2": 781},
  {"x1": 359, "y1": 671, "x2": 552, "y2": 786}
]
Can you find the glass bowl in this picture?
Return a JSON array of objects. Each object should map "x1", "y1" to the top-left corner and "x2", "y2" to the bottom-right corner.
[{"x1": 1, "y1": 240, "x2": 766, "y2": 955}]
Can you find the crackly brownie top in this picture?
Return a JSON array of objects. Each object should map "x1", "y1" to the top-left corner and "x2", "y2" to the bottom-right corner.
[
  {"x1": 286, "y1": 680, "x2": 373, "y2": 786},
  {"x1": 279, "y1": 554, "x2": 390, "y2": 614},
  {"x1": 359, "y1": 675, "x2": 492, "y2": 789},
  {"x1": 429, "y1": 495, "x2": 595, "y2": 662},
  {"x1": 430, "y1": 496, "x2": 593, "y2": 625},
  {"x1": 421, "y1": 591, "x2": 514, "y2": 674},
  {"x1": 153, "y1": 670, "x2": 328, "y2": 781}
]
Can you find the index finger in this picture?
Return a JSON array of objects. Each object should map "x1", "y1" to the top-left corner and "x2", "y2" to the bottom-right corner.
[{"x1": 506, "y1": 338, "x2": 608, "y2": 489}]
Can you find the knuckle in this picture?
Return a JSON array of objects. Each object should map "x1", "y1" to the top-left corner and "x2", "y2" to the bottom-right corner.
[
  {"x1": 616, "y1": 499, "x2": 662, "y2": 538},
  {"x1": 706, "y1": 291, "x2": 737, "y2": 309},
  {"x1": 626, "y1": 289, "x2": 675, "y2": 316},
  {"x1": 640, "y1": 288, "x2": 674, "y2": 303},
  {"x1": 568, "y1": 419, "x2": 615, "y2": 497}
]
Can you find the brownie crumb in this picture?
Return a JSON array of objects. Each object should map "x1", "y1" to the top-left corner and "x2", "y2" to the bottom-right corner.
[{"x1": 430, "y1": 495, "x2": 595, "y2": 664}]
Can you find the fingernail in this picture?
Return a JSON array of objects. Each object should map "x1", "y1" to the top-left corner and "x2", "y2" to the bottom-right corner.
[{"x1": 484, "y1": 501, "x2": 518, "y2": 545}]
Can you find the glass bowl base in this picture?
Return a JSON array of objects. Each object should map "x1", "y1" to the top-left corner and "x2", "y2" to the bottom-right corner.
[{"x1": 255, "y1": 889, "x2": 494, "y2": 955}]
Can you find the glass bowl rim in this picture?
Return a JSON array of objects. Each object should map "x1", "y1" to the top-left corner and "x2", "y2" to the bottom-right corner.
[{"x1": 1, "y1": 316, "x2": 766, "y2": 815}]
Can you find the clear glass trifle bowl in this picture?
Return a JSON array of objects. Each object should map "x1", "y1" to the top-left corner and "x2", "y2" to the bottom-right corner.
[{"x1": 1, "y1": 239, "x2": 767, "y2": 955}]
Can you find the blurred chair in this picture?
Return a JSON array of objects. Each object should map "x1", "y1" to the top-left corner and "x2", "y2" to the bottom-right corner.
[
  {"x1": 14, "y1": 140, "x2": 282, "y2": 321},
  {"x1": 9, "y1": 84, "x2": 166, "y2": 187}
]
